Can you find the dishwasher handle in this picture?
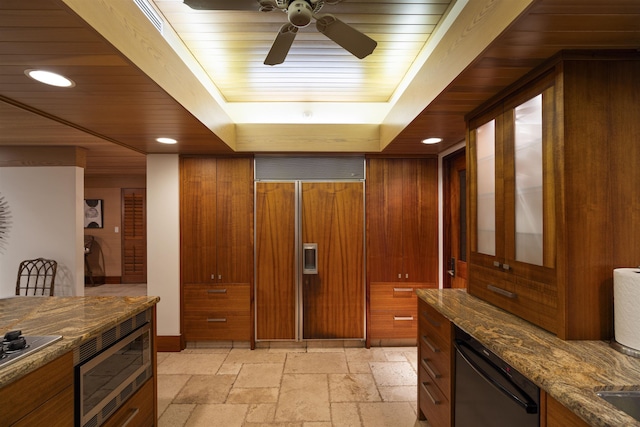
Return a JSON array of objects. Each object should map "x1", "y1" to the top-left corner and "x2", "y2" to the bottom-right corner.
[{"x1": 454, "y1": 339, "x2": 538, "y2": 414}]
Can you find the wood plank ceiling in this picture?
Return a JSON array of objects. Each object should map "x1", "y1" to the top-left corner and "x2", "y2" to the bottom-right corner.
[
  {"x1": 154, "y1": 0, "x2": 453, "y2": 103},
  {"x1": 0, "y1": 0, "x2": 639, "y2": 178}
]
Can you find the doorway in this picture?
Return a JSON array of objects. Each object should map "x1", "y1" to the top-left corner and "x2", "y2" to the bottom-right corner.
[
  {"x1": 443, "y1": 149, "x2": 467, "y2": 289},
  {"x1": 121, "y1": 188, "x2": 146, "y2": 284}
]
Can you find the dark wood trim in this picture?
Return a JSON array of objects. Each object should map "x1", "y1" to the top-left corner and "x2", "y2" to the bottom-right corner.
[
  {"x1": 156, "y1": 335, "x2": 182, "y2": 352},
  {"x1": 442, "y1": 148, "x2": 466, "y2": 289}
]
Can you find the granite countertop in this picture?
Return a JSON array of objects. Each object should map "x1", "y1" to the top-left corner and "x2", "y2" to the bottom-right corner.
[
  {"x1": 416, "y1": 288, "x2": 640, "y2": 427},
  {"x1": 0, "y1": 295, "x2": 159, "y2": 388}
]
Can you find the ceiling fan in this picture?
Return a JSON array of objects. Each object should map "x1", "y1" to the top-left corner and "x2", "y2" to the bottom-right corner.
[{"x1": 183, "y1": 0, "x2": 378, "y2": 65}]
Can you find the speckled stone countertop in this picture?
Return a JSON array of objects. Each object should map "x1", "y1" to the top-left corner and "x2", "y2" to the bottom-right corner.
[
  {"x1": 416, "y1": 288, "x2": 640, "y2": 427},
  {"x1": 0, "y1": 296, "x2": 159, "y2": 388}
]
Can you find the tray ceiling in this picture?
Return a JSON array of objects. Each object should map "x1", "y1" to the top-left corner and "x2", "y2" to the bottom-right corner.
[{"x1": 0, "y1": 0, "x2": 639, "y2": 178}]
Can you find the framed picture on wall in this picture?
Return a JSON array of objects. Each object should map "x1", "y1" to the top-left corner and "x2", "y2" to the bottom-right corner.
[{"x1": 84, "y1": 199, "x2": 103, "y2": 228}]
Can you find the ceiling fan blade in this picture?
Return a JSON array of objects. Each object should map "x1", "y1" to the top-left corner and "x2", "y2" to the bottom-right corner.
[
  {"x1": 264, "y1": 24, "x2": 298, "y2": 66},
  {"x1": 315, "y1": 14, "x2": 377, "y2": 59},
  {"x1": 183, "y1": 0, "x2": 259, "y2": 11}
]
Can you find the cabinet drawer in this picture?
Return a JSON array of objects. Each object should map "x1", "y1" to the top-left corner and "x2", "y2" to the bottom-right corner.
[
  {"x1": 418, "y1": 299, "x2": 452, "y2": 345},
  {"x1": 369, "y1": 310, "x2": 417, "y2": 339},
  {"x1": 468, "y1": 265, "x2": 557, "y2": 334},
  {"x1": 370, "y1": 282, "x2": 428, "y2": 310},
  {"x1": 102, "y1": 378, "x2": 154, "y2": 427},
  {"x1": 184, "y1": 312, "x2": 251, "y2": 341},
  {"x1": 183, "y1": 284, "x2": 250, "y2": 311},
  {"x1": 419, "y1": 333, "x2": 451, "y2": 400},
  {"x1": 418, "y1": 365, "x2": 451, "y2": 427}
]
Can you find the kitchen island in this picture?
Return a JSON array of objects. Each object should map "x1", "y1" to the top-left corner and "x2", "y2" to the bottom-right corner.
[
  {"x1": 0, "y1": 296, "x2": 159, "y2": 426},
  {"x1": 417, "y1": 289, "x2": 640, "y2": 427}
]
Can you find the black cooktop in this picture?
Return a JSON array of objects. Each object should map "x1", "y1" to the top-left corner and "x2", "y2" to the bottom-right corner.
[{"x1": 0, "y1": 331, "x2": 62, "y2": 368}]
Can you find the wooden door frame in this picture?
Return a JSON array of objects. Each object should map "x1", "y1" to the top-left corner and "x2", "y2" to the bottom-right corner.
[{"x1": 442, "y1": 147, "x2": 466, "y2": 289}]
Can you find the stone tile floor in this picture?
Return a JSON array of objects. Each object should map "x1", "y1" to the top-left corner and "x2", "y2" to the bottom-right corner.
[
  {"x1": 157, "y1": 345, "x2": 431, "y2": 427},
  {"x1": 84, "y1": 284, "x2": 431, "y2": 426}
]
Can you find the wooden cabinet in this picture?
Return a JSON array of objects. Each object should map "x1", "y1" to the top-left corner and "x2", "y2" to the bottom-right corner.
[
  {"x1": 544, "y1": 392, "x2": 590, "y2": 427},
  {"x1": 102, "y1": 378, "x2": 155, "y2": 427},
  {"x1": 181, "y1": 157, "x2": 253, "y2": 285},
  {"x1": 369, "y1": 282, "x2": 422, "y2": 339},
  {"x1": 467, "y1": 52, "x2": 640, "y2": 340},
  {"x1": 366, "y1": 158, "x2": 439, "y2": 342},
  {"x1": 181, "y1": 157, "x2": 253, "y2": 342},
  {"x1": 367, "y1": 158, "x2": 438, "y2": 283},
  {"x1": 0, "y1": 352, "x2": 74, "y2": 427},
  {"x1": 417, "y1": 298, "x2": 453, "y2": 427},
  {"x1": 183, "y1": 283, "x2": 251, "y2": 341},
  {"x1": 468, "y1": 73, "x2": 558, "y2": 334}
]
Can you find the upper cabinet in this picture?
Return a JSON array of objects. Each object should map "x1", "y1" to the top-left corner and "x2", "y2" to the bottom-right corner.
[
  {"x1": 471, "y1": 86, "x2": 555, "y2": 273},
  {"x1": 181, "y1": 157, "x2": 253, "y2": 285},
  {"x1": 467, "y1": 52, "x2": 640, "y2": 340},
  {"x1": 468, "y1": 73, "x2": 558, "y2": 334},
  {"x1": 367, "y1": 158, "x2": 439, "y2": 283}
]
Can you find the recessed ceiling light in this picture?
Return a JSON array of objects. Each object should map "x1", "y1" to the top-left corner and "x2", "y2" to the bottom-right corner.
[
  {"x1": 25, "y1": 69, "x2": 75, "y2": 88},
  {"x1": 156, "y1": 137, "x2": 177, "y2": 144},
  {"x1": 421, "y1": 137, "x2": 442, "y2": 145}
]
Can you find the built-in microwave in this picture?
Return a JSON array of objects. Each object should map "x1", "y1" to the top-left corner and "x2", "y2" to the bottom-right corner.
[{"x1": 74, "y1": 311, "x2": 153, "y2": 427}]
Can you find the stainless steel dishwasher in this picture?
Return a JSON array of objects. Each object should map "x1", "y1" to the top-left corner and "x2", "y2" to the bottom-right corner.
[{"x1": 454, "y1": 326, "x2": 540, "y2": 427}]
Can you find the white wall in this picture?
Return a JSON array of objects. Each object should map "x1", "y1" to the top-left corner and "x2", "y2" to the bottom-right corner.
[
  {"x1": 146, "y1": 154, "x2": 180, "y2": 337},
  {"x1": 0, "y1": 166, "x2": 84, "y2": 297}
]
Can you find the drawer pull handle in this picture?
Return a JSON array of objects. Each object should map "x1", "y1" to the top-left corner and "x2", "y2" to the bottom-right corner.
[
  {"x1": 207, "y1": 289, "x2": 227, "y2": 294},
  {"x1": 420, "y1": 311, "x2": 442, "y2": 328},
  {"x1": 393, "y1": 287, "x2": 413, "y2": 292},
  {"x1": 120, "y1": 408, "x2": 140, "y2": 427},
  {"x1": 421, "y1": 335, "x2": 439, "y2": 353},
  {"x1": 207, "y1": 318, "x2": 227, "y2": 322},
  {"x1": 421, "y1": 358, "x2": 441, "y2": 378},
  {"x1": 421, "y1": 382, "x2": 441, "y2": 405},
  {"x1": 487, "y1": 284, "x2": 517, "y2": 299},
  {"x1": 394, "y1": 316, "x2": 414, "y2": 321}
]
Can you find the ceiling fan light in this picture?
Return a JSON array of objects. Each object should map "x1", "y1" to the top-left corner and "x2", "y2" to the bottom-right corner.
[
  {"x1": 25, "y1": 69, "x2": 75, "y2": 88},
  {"x1": 288, "y1": 0, "x2": 313, "y2": 28},
  {"x1": 422, "y1": 137, "x2": 442, "y2": 145}
]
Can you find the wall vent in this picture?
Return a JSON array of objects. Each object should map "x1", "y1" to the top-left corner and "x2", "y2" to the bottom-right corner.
[
  {"x1": 255, "y1": 156, "x2": 365, "y2": 181},
  {"x1": 133, "y1": 0, "x2": 164, "y2": 34}
]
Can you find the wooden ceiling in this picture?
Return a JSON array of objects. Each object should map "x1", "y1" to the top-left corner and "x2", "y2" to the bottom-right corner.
[
  {"x1": 153, "y1": 0, "x2": 454, "y2": 103},
  {"x1": 0, "y1": 0, "x2": 639, "y2": 178}
]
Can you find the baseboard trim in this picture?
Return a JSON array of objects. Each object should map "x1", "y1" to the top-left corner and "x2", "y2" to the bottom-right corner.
[{"x1": 157, "y1": 335, "x2": 182, "y2": 352}]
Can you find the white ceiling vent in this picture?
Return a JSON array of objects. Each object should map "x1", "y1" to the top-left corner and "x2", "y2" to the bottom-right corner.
[{"x1": 134, "y1": 0, "x2": 164, "y2": 34}]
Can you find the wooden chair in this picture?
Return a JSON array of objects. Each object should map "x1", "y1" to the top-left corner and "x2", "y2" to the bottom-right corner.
[{"x1": 16, "y1": 258, "x2": 57, "y2": 296}]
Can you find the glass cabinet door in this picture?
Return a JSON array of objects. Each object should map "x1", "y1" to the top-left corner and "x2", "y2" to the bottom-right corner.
[
  {"x1": 475, "y1": 119, "x2": 497, "y2": 257},
  {"x1": 513, "y1": 95, "x2": 543, "y2": 266}
]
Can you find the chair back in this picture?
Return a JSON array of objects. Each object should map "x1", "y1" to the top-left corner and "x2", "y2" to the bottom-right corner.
[{"x1": 16, "y1": 258, "x2": 57, "y2": 296}]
